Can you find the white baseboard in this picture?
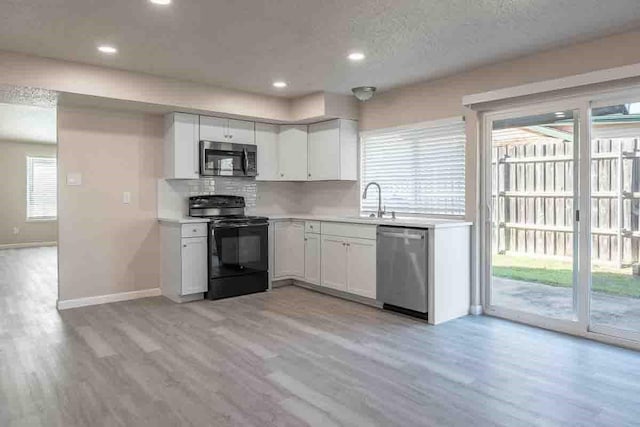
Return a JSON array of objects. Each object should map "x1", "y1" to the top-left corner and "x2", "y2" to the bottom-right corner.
[
  {"x1": 469, "y1": 305, "x2": 483, "y2": 315},
  {"x1": 0, "y1": 241, "x2": 57, "y2": 250},
  {"x1": 57, "y1": 288, "x2": 161, "y2": 310}
]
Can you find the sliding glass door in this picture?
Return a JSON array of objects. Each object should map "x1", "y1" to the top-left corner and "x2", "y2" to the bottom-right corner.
[
  {"x1": 589, "y1": 99, "x2": 640, "y2": 341},
  {"x1": 484, "y1": 92, "x2": 640, "y2": 345},
  {"x1": 486, "y1": 106, "x2": 582, "y2": 328}
]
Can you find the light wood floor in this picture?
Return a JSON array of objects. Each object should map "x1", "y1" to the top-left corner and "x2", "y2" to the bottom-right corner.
[{"x1": 2, "y1": 247, "x2": 640, "y2": 426}]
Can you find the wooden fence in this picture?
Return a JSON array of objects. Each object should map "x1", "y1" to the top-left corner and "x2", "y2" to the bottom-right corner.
[{"x1": 491, "y1": 134, "x2": 640, "y2": 267}]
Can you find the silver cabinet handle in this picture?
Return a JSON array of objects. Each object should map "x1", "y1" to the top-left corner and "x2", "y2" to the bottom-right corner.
[{"x1": 379, "y1": 232, "x2": 425, "y2": 240}]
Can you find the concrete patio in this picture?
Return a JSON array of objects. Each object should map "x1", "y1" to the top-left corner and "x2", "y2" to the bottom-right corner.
[{"x1": 493, "y1": 277, "x2": 640, "y2": 332}]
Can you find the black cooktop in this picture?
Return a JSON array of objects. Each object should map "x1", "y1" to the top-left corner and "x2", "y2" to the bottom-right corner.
[{"x1": 210, "y1": 216, "x2": 268, "y2": 226}]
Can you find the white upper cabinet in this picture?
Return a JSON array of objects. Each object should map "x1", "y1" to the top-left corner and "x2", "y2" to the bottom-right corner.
[
  {"x1": 199, "y1": 116, "x2": 227, "y2": 142},
  {"x1": 227, "y1": 119, "x2": 255, "y2": 144},
  {"x1": 255, "y1": 123, "x2": 280, "y2": 181},
  {"x1": 278, "y1": 125, "x2": 308, "y2": 181},
  {"x1": 164, "y1": 113, "x2": 200, "y2": 179},
  {"x1": 308, "y1": 119, "x2": 358, "y2": 181},
  {"x1": 165, "y1": 113, "x2": 357, "y2": 182},
  {"x1": 200, "y1": 116, "x2": 255, "y2": 144}
]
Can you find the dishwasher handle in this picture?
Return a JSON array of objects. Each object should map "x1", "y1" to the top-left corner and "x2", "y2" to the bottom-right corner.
[{"x1": 378, "y1": 231, "x2": 425, "y2": 240}]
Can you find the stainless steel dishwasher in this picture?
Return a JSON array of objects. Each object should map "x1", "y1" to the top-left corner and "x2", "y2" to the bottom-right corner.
[{"x1": 377, "y1": 226, "x2": 428, "y2": 318}]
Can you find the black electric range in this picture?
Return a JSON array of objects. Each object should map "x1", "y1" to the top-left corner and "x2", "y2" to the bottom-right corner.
[{"x1": 189, "y1": 195, "x2": 268, "y2": 300}]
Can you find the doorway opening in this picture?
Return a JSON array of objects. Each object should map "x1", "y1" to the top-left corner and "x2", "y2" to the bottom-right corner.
[{"x1": 0, "y1": 96, "x2": 58, "y2": 311}]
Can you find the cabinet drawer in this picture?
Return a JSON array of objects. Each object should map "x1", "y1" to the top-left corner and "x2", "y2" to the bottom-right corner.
[
  {"x1": 305, "y1": 221, "x2": 321, "y2": 234},
  {"x1": 321, "y1": 222, "x2": 376, "y2": 240},
  {"x1": 181, "y1": 223, "x2": 208, "y2": 238}
]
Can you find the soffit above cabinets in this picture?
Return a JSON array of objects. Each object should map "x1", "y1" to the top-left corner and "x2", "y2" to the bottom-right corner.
[{"x1": 0, "y1": 51, "x2": 357, "y2": 123}]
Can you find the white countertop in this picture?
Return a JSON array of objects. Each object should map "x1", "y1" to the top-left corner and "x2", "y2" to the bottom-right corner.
[
  {"x1": 265, "y1": 214, "x2": 471, "y2": 229},
  {"x1": 158, "y1": 214, "x2": 471, "y2": 228},
  {"x1": 158, "y1": 217, "x2": 210, "y2": 224}
]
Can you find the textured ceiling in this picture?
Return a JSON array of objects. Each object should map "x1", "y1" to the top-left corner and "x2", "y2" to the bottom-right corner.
[{"x1": 1, "y1": 0, "x2": 640, "y2": 97}]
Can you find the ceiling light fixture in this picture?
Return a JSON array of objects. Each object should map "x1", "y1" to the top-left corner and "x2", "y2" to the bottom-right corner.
[
  {"x1": 149, "y1": 0, "x2": 172, "y2": 4},
  {"x1": 555, "y1": 112, "x2": 566, "y2": 117},
  {"x1": 348, "y1": 52, "x2": 366, "y2": 61},
  {"x1": 97, "y1": 45, "x2": 118, "y2": 54},
  {"x1": 352, "y1": 86, "x2": 376, "y2": 102},
  {"x1": 273, "y1": 81, "x2": 287, "y2": 88}
]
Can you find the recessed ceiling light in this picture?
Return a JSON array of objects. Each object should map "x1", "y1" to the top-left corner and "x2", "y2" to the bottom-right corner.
[
  {"x1": 150, "y1": 0, "x2": 172, "y2": 4},
  {"x1": 97, "y1": 45, "x2": 118, "y2": 54},
  {"x1": 273, "y1": 81, "x2": 287, "y2": 88},
  {"x1": 555, "y1": 111, "x2": 566, "y2": 117},
  {"x1": 348, "y1": 52, "x2": 366, "y2": 61}
]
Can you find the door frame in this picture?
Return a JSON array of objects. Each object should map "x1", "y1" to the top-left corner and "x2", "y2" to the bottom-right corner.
[{"x1": 480, "y1": 86, "x2": 640, "y2": 350}]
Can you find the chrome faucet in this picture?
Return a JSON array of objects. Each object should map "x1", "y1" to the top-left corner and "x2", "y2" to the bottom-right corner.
[{"x1": 362, "y1": 182, "x2": 385, "y2": 218}]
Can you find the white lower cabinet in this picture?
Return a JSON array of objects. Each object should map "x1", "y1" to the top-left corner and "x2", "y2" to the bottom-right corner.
[
  {"x1": 345, "y1": 237, "x2": 377, "y2": 298},
  {"x1": 160, "y1": 222, "x2": 209, "y2": 303},
  {"x1": 320, "y1": 235, "x2": 348, "y2": 291},
  {"x1": 274, "y1": 220, "x2": 305, "y2": 279},
  {"x1": 273, "y1": 221, "x2": 376, "y2": 300},
  {"x1": 320, "y1": 234, "x2": 376, "y2": 298},
  {"x1": 180, "y1": 237, "x2": 208, "y2": 295},
  {"x1": 304, "y1": 233, "x2": 321, "y2": 285}
]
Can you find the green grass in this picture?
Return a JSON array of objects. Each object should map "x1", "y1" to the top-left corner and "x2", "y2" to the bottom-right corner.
[{"x1": 492, "y1": 255, "x2": 640, "y2": 298}]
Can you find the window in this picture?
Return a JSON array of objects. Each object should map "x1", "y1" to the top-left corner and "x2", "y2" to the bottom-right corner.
[
  {"x1": 26, "y1": 156, "x2": 57, "y2": 220},
  {"x1": 360, "y1": 118, "x2": 466, "y2": 216}
]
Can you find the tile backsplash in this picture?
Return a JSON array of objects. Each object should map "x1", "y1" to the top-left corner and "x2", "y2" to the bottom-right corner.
[{"x1": 157, "y1": 177, "x2": 257, "y2": 218}]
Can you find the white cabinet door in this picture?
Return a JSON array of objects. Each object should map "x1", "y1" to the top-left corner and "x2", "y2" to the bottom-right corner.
[
  {"x1": 274, "y1": 221, "x2": 305, "y2": 278},
  {"x1": 308, "y1": 120, "x2": 340, "y2": 181},
  {"x1": 227, "y1": 119, "x2": 255, "y2": 144},
  {"x1": 164, "y1": 113, "x2": 199, "y2": 179},
  {"x1": 346, "y1": 237, "x2": 377, "y2": 299},
  {"x1": 200, "y1": 116, "x2": 228, "y2": 141},
  {"x1": 321, "y1": 235, "x2": 348, "y2": 291},
  {"x1": 255, "y1": 123, "x2": 279, "y2": 181},
  {"x1": 274, "y1": 221, "x2": 289, "y2": 278},
  {"x1": 288, "y1": 221, "x2": 305, "y2": 278},
  {"x1": 181, "y1": 237, "x2": 208, "y2": 295},
  {"x1": 304, "y1": 233, "x2": 321, "y2": 285},
  {"x1": 278, "y1": 125, "x2": 308, "y2": 181}
]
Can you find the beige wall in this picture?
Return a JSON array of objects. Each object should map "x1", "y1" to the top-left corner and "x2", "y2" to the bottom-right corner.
[
  {"x1": 57, "y1": 107, "x2": 162, "y2": 301},
  {"x1": 0, "y1": 140, "x2": 57, "y2": 246},
  {"x1": 360, "y1": 29, "x2": 640, "y2": 131},
  {"x1": 299, "y1": 29, "x2": 640, "y2": 218}
]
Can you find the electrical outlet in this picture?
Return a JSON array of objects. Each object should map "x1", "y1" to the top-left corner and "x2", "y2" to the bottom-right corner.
[{"x1": 13, "y1": 227, "x2": 19, "y2": 235}]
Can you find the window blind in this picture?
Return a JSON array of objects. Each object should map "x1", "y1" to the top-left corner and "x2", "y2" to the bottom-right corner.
[
  {"x1": 360, "y1": 119, "x2": 466, "y2": 216},
  {"x1": 27, "y1": 156, "x2": 57, "y2": 220}
]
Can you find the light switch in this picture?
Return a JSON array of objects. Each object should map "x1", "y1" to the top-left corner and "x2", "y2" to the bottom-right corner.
[
  {"x1": 66, "y1": 173, "x2": 82, "y2": 186},
  {"x1": 123, "y1": 192, "x2": 131, "y2": 204}
]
